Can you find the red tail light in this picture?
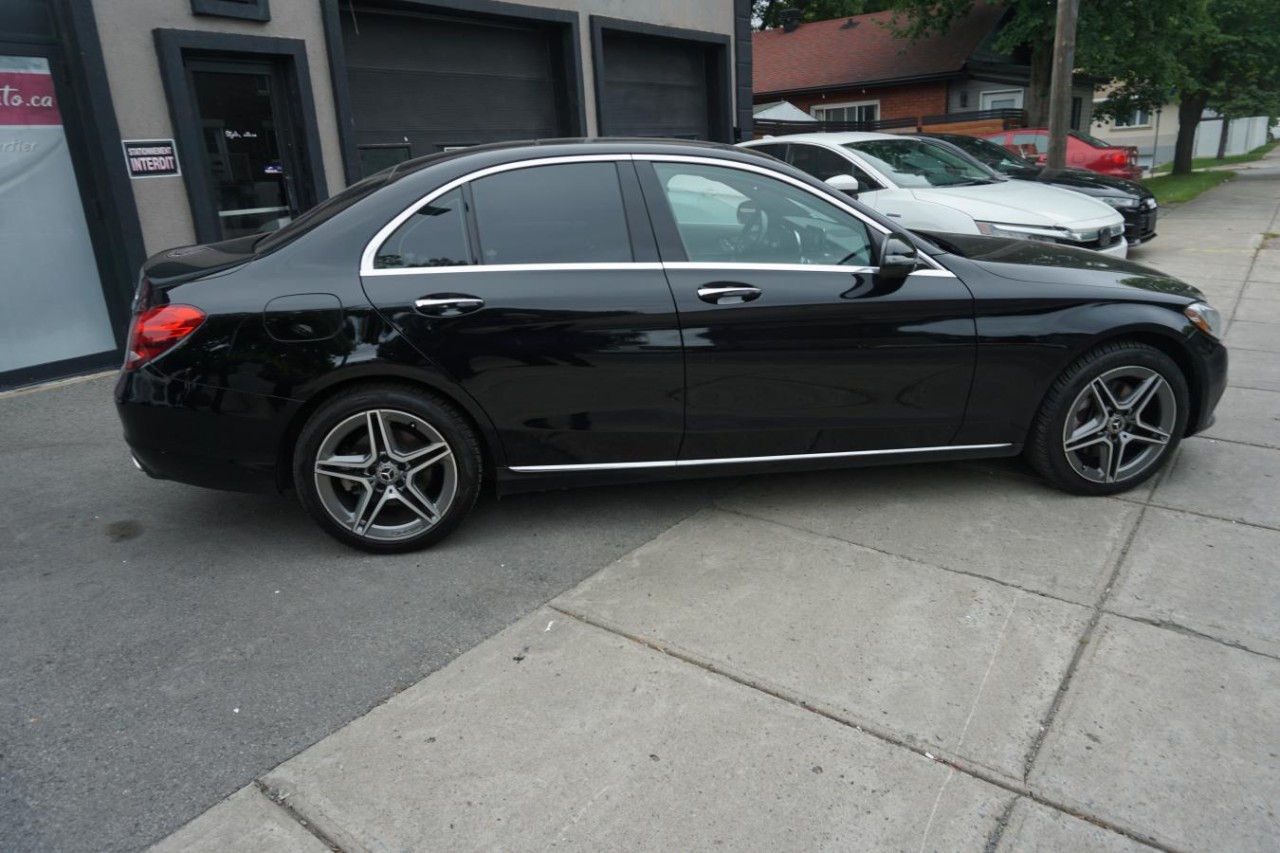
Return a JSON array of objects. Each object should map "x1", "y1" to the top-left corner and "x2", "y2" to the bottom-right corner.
[
  {"x1": 1111, "y1": 151, "x2": 1127, "y2": 166},
  {"x1": 125, "y1": 304, "x2": 206, "y2": 370}
]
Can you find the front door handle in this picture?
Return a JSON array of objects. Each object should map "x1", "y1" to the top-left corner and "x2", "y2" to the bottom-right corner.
[
  {"x1": 697, "y1": 285, "x2": 762, "y2": 305},
  {"x1": 414, "y1": 294, "x2": 485, "y2": 315}
]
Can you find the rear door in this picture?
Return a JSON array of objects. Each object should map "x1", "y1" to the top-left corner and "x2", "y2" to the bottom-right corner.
[
  {"x1": 360, "y1": 158, "x2": 685, "y2": 468},
  {"x1": 636, "y1": 157, "x2": 976, "y2": 461}
]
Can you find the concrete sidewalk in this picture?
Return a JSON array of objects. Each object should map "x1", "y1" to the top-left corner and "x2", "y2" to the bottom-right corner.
[{"x1": 155, "y1": 159, "x2": 1280, "y2": 853}]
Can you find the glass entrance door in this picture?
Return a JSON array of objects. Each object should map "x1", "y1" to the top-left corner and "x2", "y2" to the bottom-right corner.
[
  {"x1": 0, "y1": 53, "x2": 116, "y2": 376},
  {"x1": 187, "y1": 61, "x2": 301, "y2": 240}
]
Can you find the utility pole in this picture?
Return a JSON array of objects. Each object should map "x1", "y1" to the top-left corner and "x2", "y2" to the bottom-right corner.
[{"x1": 1045, "y1": 0, "x2": 1080, "y2": 172}]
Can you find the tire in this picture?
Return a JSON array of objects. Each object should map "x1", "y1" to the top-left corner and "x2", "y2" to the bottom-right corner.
[
  {"x1": 1026, "y1": 342, "x2": 1189, "y2": 495},
  {"x1": 293, "y1": 384, "x2": 482, "y2": 553}
]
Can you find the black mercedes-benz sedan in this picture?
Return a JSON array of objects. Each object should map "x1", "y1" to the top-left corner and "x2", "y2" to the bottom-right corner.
[
  {"x1": 917, "y1": 133, "x2": 1159, "y2": 247},
  {"x1": 116, "y1": 139, "x2": 1226, "y2": 552}
]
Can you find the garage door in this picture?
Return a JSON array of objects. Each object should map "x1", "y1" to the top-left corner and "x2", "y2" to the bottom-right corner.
[
  {"x1": 341, "y1": 9, "x2": 571, "y2": 176},
  {"x1": 598, "y1": 30, "x2": 719, "y2": 140}
]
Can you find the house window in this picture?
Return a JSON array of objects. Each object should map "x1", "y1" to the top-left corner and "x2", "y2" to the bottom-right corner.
[
  {"x1": 813, "y1": 101, "x2": 880, "y2": 125},
  {"x1": 979, "y1": 89, "x2": 1023, "y2": 111},
  {"x1": 1114, "y1": 106, "x2": 1152, "y2": 128}
]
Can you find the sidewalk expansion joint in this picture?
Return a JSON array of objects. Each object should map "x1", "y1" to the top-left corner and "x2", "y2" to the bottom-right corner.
[
  {"x1": 253, "y1": 779, "x2": 344, "y2": 852},
  {"x1": 549, "y1": 604, "x2": 1182, "y2": 853},
  {"x1": 1018, "y1": 501, "x2": 1150, "y2": 782},
  {"x1": 1103, "y1": 610, "x2": 1280, "y2": 663},
  {"x1": 981, "y1": 796, "x2": 1019, "y2": 853},
  {"x1": 1142, "y1": 500, "x2": 1280, "y2": 533},
  {"x1": 1194, "y1": 434, "x2": 1280, "y2": 452},
  {"x1": 713, "y1": 504, "x2": 1088, "y2": 610}
]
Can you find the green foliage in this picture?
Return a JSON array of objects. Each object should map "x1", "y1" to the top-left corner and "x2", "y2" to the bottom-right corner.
[
  {"x1": 1152, "y1": 141, "x2": 1278, "y2": 174},
  {"x1": 1142, "y1": 170, "x2": 1235, "y2": 205},
  {"x1": 753, "y1": 0, "x2": 895, "y2": 30}
]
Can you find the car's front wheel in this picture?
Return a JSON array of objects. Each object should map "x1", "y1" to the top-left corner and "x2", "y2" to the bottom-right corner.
[
  {"x1": 1027, "y1": 342, "x2": 1189, "y2": 495},
  {"x1": 294, "y1": 385, "x2": 482, "y2": 552}
]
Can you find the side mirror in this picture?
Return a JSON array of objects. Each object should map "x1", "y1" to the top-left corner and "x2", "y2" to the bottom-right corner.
[
  {"x1": 825, "y1": 174, "x2": 861, "y2": 197},
  {"x1": 879, "y1": 234, "x2": 918, "y2": 281}
]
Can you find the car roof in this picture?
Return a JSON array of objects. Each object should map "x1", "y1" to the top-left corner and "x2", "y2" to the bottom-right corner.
[
  {"x1": 386, "y1": 136, "x2": 769, "y2": 178},
  {"x1": 742, "y1": 131, "x2": 905, "y2": 146}
]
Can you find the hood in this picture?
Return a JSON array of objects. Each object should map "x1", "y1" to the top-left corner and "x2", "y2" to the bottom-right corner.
[
  {"x1": 142, "y1": 234, "x2": 260, "y2": 285},
  {"x1": 1035, "y1": 168, "x2": 1152, "y2": 199},
  {"x1": 921, "y1": 232, "x2": 1203, "y2": 300},
  {"x1": 909, "y1": 179, "x2": 1124, "y2": 229}
]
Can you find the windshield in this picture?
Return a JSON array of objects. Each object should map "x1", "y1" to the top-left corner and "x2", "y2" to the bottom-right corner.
[
  {"x1": 842, "y1": 139, "x2": 997, "y2": 188},
  {"x1": 941, "y1": 135, "x2": 1036, "y2": 173},
  {"x1": 1069, "y1": 129, "x2": 1117, "y2": 149}
]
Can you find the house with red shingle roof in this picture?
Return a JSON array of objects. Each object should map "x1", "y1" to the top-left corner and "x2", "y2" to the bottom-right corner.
[{"x1": 752, "y1": 5, "x2": 1096, "y2": 134}]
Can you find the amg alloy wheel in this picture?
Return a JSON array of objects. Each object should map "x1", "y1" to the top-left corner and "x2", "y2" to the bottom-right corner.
[
  {"x1": 1028, "y1": 342, "x2": 1189, "y2": 495},
  {"x1": 295, "y1": 386, "x2": 481, "y2": 552}
]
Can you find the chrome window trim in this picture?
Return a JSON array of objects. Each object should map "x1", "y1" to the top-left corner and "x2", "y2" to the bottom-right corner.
[
  {"x1": 664, "y1": 261, "x2": 879, "y2": 275},
  {"x1": 909, "y1": 268, "x2": 958, "y2": 278},
  {"x1": 360, "y1": 154, "x2": 630, "y2": 275},
  {"x1": 508, "y1": 443, "x2": 1012, "y2": 473},
  {"x1": 360, "y1": 150, "x2": 949, "y2": 275},
  {"x1": 365, "y1": 262, "x2": 665, "y2": 277}
]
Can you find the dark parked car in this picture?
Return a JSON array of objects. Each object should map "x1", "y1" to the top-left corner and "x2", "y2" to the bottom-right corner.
[
  {"x1": 918, "y1": 133, "x2": 1159, "y2": 246},
  {"x1": 116, "y1": 139, "x2": 1227, "y2": 552}
]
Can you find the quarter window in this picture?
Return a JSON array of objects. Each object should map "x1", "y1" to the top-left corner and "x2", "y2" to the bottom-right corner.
[
  {"x1": 374, "y1": 188, "x2": 471, "y2": 269},
  {"x1": 470, "y1": 163, "x2": 633, "y2": 264},
  {"x1": 652, "y1": 162, "x2": 874, "y2": 266}
]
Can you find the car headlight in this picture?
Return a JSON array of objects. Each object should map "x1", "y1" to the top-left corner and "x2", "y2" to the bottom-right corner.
[
  {"x1": 1098, "y1": 196, "x2": 1140, "y2": 209},
  {"x1": 1185, "y1": 302, "x2": 1223, "y2": 339},
  {"x1": 975, "y1": 222, "x2": 1064, "y2": 243}
]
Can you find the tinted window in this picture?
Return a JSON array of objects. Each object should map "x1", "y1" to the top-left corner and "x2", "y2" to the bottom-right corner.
[
  {"x1": 373, "y1": 188, "x2": 471, "y2": 269},
  {"x1": 471, "y1": 163, "x2": 632, "y2": 264},
  {"x1": 751, "y1": 143, "x2": 787, "y2": 159},
  {"x1": 652, "y1": 162, "x2": 874, "y2": 266},
  {"x1": 787, "y1": 144, "x2": 853, "y2": 181}
]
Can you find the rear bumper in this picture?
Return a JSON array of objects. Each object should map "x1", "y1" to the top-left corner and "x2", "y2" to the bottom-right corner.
[{"x1": 115, "y1": 369, "x2": 299, "y2": 493}]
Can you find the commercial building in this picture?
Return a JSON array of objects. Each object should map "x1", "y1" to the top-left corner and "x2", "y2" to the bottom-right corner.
[{"x1": 1, "y1": 0, "x2": 751, "y2": 388}]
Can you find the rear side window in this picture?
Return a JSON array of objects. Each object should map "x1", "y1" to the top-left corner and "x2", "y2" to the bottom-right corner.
[
  {"x1": 471, "y1": 163, "x2": 633, "y2": 264},
  {"x1": 787, "y1": 144, "x2": 853, "y2": 181},
  {"x1": 373, "y1": 188, "x2": 472, "y2": 269}
]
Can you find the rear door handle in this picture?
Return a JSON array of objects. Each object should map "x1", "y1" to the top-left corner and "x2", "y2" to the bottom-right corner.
[
  {"x1": 697, "y1": 285, "x2": 762, "y2": 305},
  {"x1": 414, "y1": 294, "x2": 485, "y2": 315}
]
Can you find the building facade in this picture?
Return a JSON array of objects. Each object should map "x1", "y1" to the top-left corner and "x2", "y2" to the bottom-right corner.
[{"x1": 1, "y1": 0, "x2": 751, "y2": 389}]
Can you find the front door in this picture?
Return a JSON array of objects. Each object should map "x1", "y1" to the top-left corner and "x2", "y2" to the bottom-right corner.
[
  {"x1": 185, "y1": 59, "x2": 306, "y2": 240},
  {"x1": 638, "y1": 158, "x2": 975, "y2": 460},
  {"x1": 360, "y1": 159, "x2": 685, "y2": 468}
]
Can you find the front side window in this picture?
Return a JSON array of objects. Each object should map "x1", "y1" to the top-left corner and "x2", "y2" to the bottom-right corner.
[
  {"x1": 652, "y1": 162, "x2": 874, "y2": 266},
  {"x1": 842, "y1": 139, "x2": 995, "y2": 189},
  {"x1": 470, "y1": 162, "x2": 632, "y2": 265},
  {"x1": 374, "y1": 188, "x2": 471, "y2": 269}
]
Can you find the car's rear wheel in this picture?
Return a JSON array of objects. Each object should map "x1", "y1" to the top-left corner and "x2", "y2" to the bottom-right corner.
[
  {"x1": 1027, "y1": 342, "x2": 1188, "y2": 495},
  {"x1": 294, "y1": 385, "x2": 481, "y2": 552}
]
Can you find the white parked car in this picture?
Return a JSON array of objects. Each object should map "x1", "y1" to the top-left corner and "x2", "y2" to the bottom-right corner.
[{"x1": 740, "y1": 132, "x2": 1128, "y2": 258}]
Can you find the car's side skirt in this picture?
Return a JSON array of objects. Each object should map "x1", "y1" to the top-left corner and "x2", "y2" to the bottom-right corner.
[{"x1": 508, "y1": 443, "x2": 1013, "y2": 473}]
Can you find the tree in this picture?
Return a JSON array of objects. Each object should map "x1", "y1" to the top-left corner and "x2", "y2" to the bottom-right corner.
[
  {"x1": 753, "y1": 0, "x2": 894, "y2": 31},
  {"x1": 883, "y1": 0, "x2": 1205, "y2": 128},
  {"x1": 1095, "y1": 0, "x2": 1280, "y2": 173}
]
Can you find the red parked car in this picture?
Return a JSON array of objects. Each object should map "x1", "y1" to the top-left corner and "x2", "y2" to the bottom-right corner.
[{"x1": 984, "y1": 129, "x2": 1142, "y2": 180}]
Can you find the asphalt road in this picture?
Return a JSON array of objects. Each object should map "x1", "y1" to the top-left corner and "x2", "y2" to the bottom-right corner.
[{"x1": 0, "y1": 375, "x2": 726, "y2": 853}]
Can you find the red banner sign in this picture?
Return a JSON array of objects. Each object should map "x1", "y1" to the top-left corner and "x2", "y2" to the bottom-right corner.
[{"x1": 0, "y1": 70, "x2": 60, "y2": 126}]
